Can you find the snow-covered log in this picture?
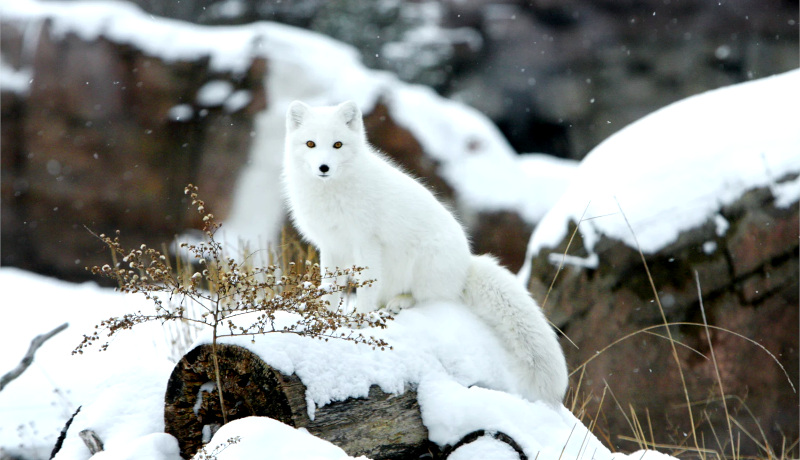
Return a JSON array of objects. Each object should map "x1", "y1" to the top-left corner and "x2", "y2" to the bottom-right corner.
[{"x1": 164, "y1": 343, "x2": 430, "y2": 459}]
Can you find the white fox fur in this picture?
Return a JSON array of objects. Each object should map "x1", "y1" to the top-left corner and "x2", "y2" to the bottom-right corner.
[{"x1": 283, "y1": 100, "x2": 568, "y2": 404}]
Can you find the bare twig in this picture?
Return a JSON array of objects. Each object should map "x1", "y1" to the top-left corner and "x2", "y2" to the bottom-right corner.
[
  {"x1": 0, "y1": 322, "x2": 69, "y2": 392},
  {"x1": 695, "y1": 271, "x2": 736, "y2": 459}
]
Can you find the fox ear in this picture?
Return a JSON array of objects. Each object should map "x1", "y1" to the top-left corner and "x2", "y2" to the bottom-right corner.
[
  {"x1": 287, "y1": 101, "x2": 310, "y2": 131},
  {"x1": 337, "y1": 100, "x2": 363, "y2": 132}
]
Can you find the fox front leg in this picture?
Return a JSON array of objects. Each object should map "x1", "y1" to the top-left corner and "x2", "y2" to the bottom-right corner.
[
  {"x1": 352, "y1": 245, "x2": 384, "y2": 313},
  {"x1": 319, "y1": 250, "x2": 348, "y2": 312}
]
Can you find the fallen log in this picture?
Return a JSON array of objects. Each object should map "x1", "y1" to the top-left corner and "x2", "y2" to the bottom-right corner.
[{"x1": 164, "y1": 343, "x2": 431, "y2": 459}]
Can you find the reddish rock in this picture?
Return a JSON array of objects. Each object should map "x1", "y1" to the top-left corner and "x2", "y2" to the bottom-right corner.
[
  {"x1": 726, "y1": 189, "x2": 799, "y2": 278},
  {"x1": 467, "y1": 210, "x2": 533, "y2": 273},
  {"x1": 1, "y1": 21, "x2": 266, "y2": 282}
]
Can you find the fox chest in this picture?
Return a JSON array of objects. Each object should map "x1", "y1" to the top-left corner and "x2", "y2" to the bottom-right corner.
[{"x1": 290, "y1": 185, "x2": 378, "y2": 242}]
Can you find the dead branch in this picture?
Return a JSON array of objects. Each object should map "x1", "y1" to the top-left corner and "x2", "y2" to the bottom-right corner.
[{"x1": 0, "y1": 322, "x2": 69, "y2": 392}]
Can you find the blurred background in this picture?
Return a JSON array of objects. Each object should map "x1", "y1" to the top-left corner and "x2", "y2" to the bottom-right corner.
[
  {"x1": 3, "y1": 0, "x2": 797, "y2": 280},
  {"x1": 1, "y1": 0, "x2": 798, "y2": 457}
]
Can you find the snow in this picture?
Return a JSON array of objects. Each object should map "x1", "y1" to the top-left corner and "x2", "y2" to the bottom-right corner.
[
  {"x1": 0, "y1": 55, "x2": 32, "y2": 95},
  {"x1": 89, "y1": 434, "x2": 180, "y2": 460},
  {"x1": 0, "y1": 266, "x2": 672, "y2": 460},
  {"x1": 0, "y1": 268, "x2": 176, "y2": 460},
  {"x1": 520, "y1": 69, "x2": 800, "y2": 281},
  {"x1": 167, "y1": 104, "x2": 194, "y2": 121},
  {"x1": 773, "y1": 173, "x2": 800, "y2": 208},
  {"x1": 196, "y1": 80, "x2": 235, "y2": 107},
  {"x1": 195, "y1": 417, "x2": 367, "y2": 460},
  {"x1": 446, "y1": 436, "x2": 520, "y2": 460},
  {"x1": 192, "y1": 302, "x2": 519, "y2": 420},
  {"x1": 1, "y1": 0, "x2": 259, "y2": 74},
  {"x1": 223, "y1": 89, "x2": 252, "y2": 113}
]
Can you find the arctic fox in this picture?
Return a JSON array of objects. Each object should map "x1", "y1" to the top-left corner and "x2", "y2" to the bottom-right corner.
[{"x1": 283, "y1": 100, "x2": 568, "y2": 404}]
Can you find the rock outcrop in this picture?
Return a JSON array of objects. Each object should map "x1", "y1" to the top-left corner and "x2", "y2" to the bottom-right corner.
[
  {"x1": 524, "y1": 184, "x2": 798, "y2": 456},
  {"x1": 1, "y1": 19, "x2": 266, "y2": 281}
]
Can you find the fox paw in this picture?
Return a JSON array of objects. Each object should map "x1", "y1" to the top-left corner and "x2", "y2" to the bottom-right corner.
[{"x1": 383, "y1": 294, "x2": 415, "y2": 314}]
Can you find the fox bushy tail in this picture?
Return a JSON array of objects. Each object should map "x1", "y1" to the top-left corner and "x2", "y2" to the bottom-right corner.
[{"x1": 462, "y1": 254, "x2": 569, "y2": 405}]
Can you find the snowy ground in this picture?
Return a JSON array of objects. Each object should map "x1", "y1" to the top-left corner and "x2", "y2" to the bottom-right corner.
[
  {"x1": 0, "y1": 268, "x2": 177, "y2": 460},
  {"x1": 0, "y1": 268, "x2": 672, "y2": 460}
]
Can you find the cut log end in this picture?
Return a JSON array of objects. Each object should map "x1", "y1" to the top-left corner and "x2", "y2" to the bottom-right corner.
[{"x1": 164, "y1": 344, "x2": 296, "y2": 458}]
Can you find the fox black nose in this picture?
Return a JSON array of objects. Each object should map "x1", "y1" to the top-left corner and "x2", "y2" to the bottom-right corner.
[{"x1": 319, "y1": 164, "x2": 329, "y2": 173}]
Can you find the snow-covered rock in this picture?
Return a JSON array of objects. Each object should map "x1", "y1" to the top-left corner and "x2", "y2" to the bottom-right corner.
[
  {"x1": 520, "y1": 70, "x2": 800, "y2": 457},
  {"x1": 521, "y1": 69, "x2": 800, "y2": 271}
]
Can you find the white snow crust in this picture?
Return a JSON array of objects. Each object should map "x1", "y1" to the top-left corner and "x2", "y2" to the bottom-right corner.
[
  {"x1": 195, "y1": 417, "x2": 368, "y2": 460},
  {"x1": 0, "y1": 55, "x2": 32, "y2": 95}
]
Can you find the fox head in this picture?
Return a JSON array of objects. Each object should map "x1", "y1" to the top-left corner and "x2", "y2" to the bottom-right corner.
[{"x1": 285, "y1": 100, "x2": 365, "y2": 180}]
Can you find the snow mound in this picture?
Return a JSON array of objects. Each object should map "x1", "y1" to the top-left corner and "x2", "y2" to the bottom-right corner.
[
  {"x1": 196, "y1": 302, "x2": 672, "y2": 460},
  {"x1": 0, "y1": 55, "x2": 32, "y2": 95},
  {"x1": 521, "y1": 69, "x2": 800, "y2": 279},
  {"x1": 196, "y1": 417, "x2": 367, "y2": 460},
  {"x1": 1, "y1": 0, "x2": 259, "y2": 73}
]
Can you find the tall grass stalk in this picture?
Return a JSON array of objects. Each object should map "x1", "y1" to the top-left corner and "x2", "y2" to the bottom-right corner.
[
  {"x1": 614, "y1": 199, "x2": 703, "y2": 458},
  {"x1": 695, "y1": 270, "x2": 736, "y2": 459}
]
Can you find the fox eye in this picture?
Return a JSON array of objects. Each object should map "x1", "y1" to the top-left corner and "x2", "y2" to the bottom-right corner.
[
  {"x1": 333, "y1": 141, "x2": 343, "y2": 149},
  {"x1": 306, "y1": 141, "x2": 316, "y2": 148}
]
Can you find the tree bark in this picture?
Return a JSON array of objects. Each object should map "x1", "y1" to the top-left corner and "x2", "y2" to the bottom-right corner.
[{"x1": 164, "y1": 343, "x2": 431, "y2": 459}]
